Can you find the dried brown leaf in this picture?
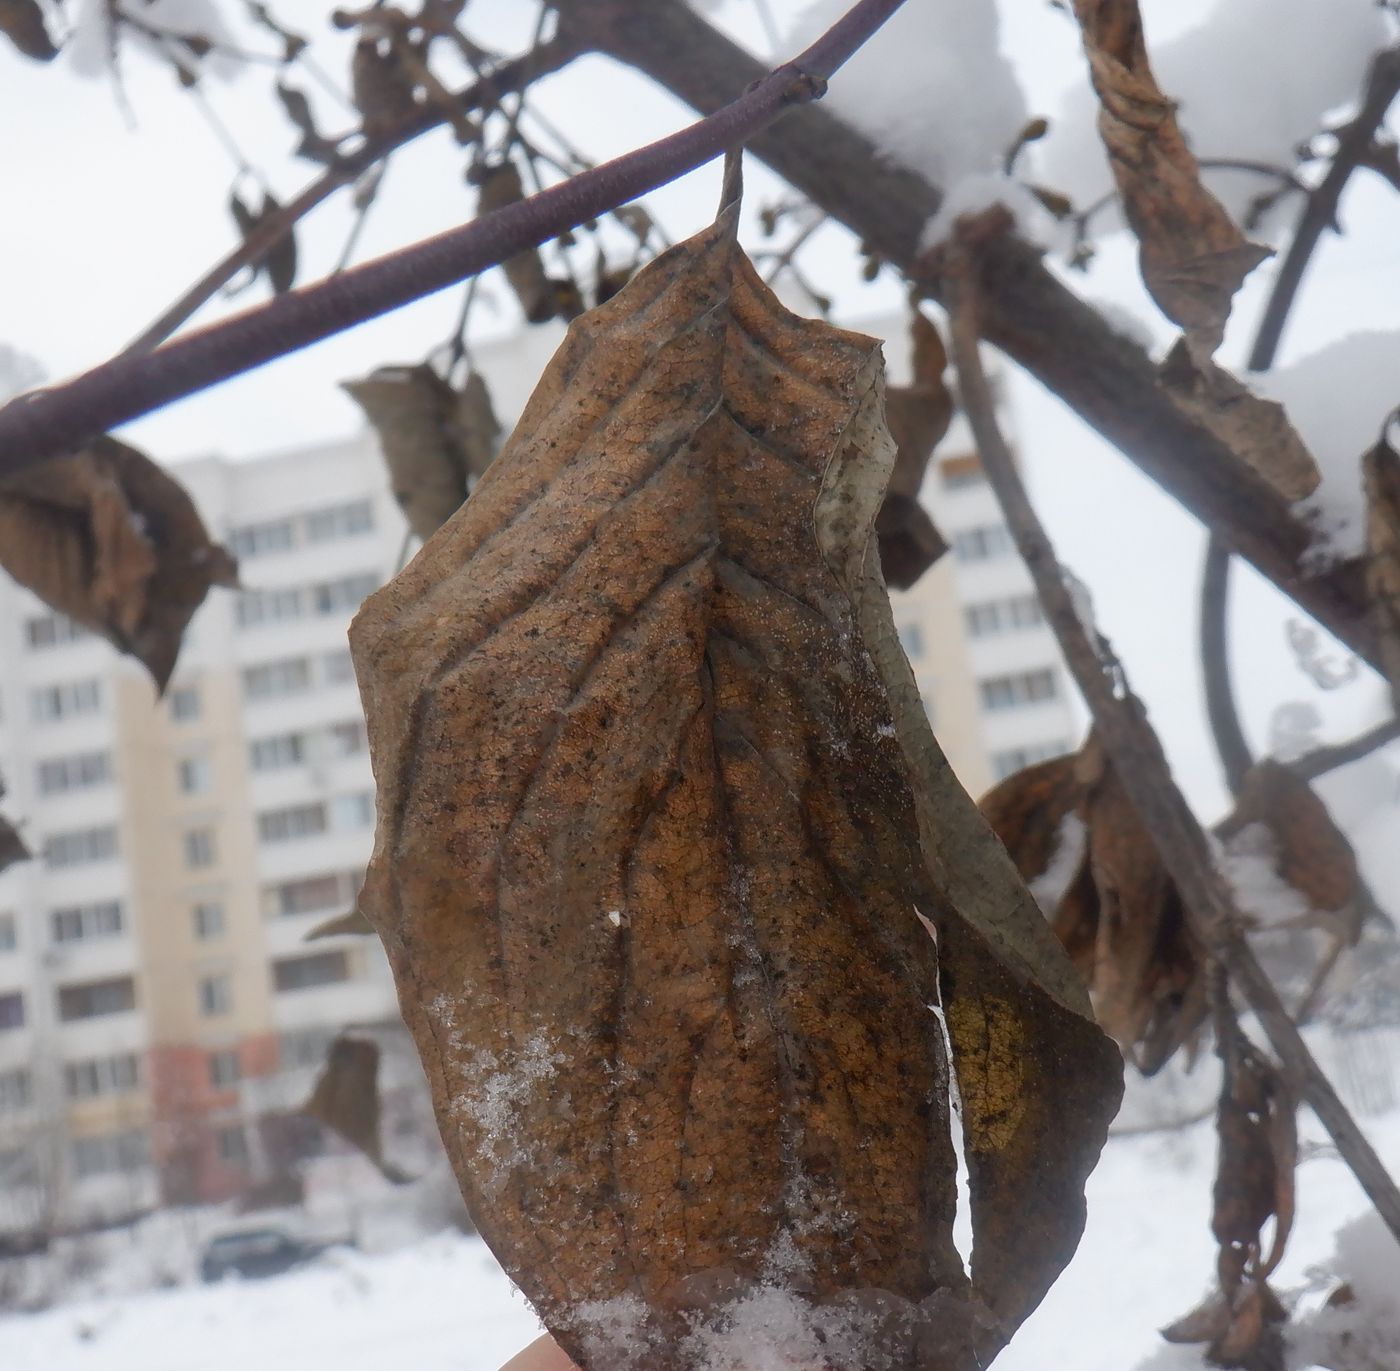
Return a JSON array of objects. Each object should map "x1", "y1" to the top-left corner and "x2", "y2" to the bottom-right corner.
[
  {"x1": 276, "y1": 82, "x2": 342, "y2": 165},
  {"x1": 452, "y1": 370, "x2": 503, "y2": 482},
  {"x1": 228, "y1": 189, "x2": 298, "y2": 295},
  {"x1": 0, "y1": 0, "x2": 56, "y2": 60},
  {"x1": 1159, "y1": 341, "x2": 1319, "y2": 501},
  {"x1": 303, "y1": 1036, "x2": 410, "y2": 1184},
  {"x1": 475, "y1": 160, "x2": 555, "y2": 324},
  {"x1": 351, "y1": 210, "x2": 1120, "y2": 1369},
  {"x1": 1219, "y1": 760, "x2": 1360, "y2": 926},
  {"x1": 879, "y1": 310, "x2": 952, "y2": 589},
  {"x1": 1363, "y1": 428, "x2": 1400, "y2": 712},
  {"x1": 351, "y1": 35, "x2": 418, "y2": 138},
  {"x1": 1071, "y1": 1, "x2": 1270, "y2": 355},
  {"x1": 344, "y1": 365, "x2": 467, "y2": 541},
  {"x1": 0, "y1": 437, "x2": 237, "y2": 690}
]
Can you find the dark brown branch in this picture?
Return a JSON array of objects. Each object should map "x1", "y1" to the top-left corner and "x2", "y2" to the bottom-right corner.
[
  {"x1": 942, "y1": 216, "x2": 1400, "y2": 1248},
  {"x1": 1291, "y1": 714, "x2": 1400, "y2": 782},
  {"x1": 122, "y1": 33, "x2": 582, "y2": 358},
  {"x1": 0, "y1": 0, "x2": 910, "y2": 478},
  {"x1": 567, "y1": 0, "x2": 1379, "y2": 675},
  {"x1": 1248, "y1": 45, "x2": 1400, "y2": 371},
  {"x1": 1200, "y1": 534, "x2": 1254, "y2": 795}
]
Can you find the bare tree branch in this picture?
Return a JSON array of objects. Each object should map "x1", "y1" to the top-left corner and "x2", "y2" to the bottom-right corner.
[
  {"x1": 1248, "y1": 45, "x2": 1400, "y2": 371},
  {"x1": 0, "y1": 0, "x2": 911, "y2": 480},
  {"x1": 1200, "y1": 534, "x2": 1254, "y2": 795},
  {"x1": 1291, "y1": 714, "x2": 1400, "y2": 782},
  {"x1": 942, "y1": 212, "x2": 1400, "y2": 1248}
]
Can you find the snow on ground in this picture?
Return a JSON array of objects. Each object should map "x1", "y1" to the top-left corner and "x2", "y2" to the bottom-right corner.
[{"x1": 2, "y1": 1101, "x2": 1397, "y2": 1371}]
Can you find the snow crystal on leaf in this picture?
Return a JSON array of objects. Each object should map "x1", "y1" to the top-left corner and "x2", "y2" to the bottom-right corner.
[
  {"x1": 1217, "y1": 822, "x2": 1310, "y2": 928},
  {"x1": 1029, "y1": 813, "x2": 1088, "y2": 916}
]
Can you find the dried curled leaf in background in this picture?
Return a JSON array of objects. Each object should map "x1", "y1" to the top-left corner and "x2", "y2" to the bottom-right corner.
[
  {"x1": 1162, "y1": 1022, "x2": 1295, "y2": 1369},
  {"x1": 1159, "y1": 341, "x2": 1319, "y2": 502},
  {"x1": 352, "y1": 209, "x2": 1120, "y2": 1371},
  {"x1": 344, "y1": 364, "x2": 500, "y2": 541},
  {"x1": 228, "y1": 188, "x2": 299, "y2": 295},
  {"x1": 0, "y1": 436, "x2": 238, "y2": 690},
  {"x1": 1071, "y1": 0, "x2": 1269, "y2": 355},
  {"x1": 878, "y1": 309, "x2": 951, "y2": 589},
  {"x1": 304, "y1": 1036, "x2": 411, "y2": 1184},
  {"x1": 0, "y1": 0, "x2": 57, "y2": 60},
  {"x1": 1363, "y1": 427, "x2": 1400, "y2": 712},
  {"x1": 351, "y1": 35, "x2": 418, "y2": 137}
]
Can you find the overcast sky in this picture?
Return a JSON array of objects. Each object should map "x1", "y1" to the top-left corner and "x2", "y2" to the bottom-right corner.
[{"x1": 2, "y1": 0, "x2": 1395, "y2": 818}]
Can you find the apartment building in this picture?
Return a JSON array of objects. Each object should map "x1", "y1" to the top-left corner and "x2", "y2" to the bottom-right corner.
[{"x1": 0, "y1": 318, "x2": 1075, "y2": 1236}]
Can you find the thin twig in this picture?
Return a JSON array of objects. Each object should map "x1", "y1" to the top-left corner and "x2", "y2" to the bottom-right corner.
[
  {"x1": 1248, "y1": 45, "x2": 1400, "y2": 371},
  {"x1": 1290, "y1": 714, "x2": 1400, "y2": 782},
  {"x1": 121, "y1": 32, "x2": 582, "y2": 359},
  {"x1": 1199, "y1": 534, "x2": 1254, "y2": 796},
  {"x1": 941, "y1": 213, "x2": 1400, "y2": 1247},
  {"x1": 0, "y1": 0, "x2": 908, "y2": 475}
]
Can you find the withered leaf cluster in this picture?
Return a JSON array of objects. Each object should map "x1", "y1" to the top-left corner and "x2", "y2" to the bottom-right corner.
[
  {"x1": 983, "y1": 746, "x2": 1361, "y2": 1073},
  {"x1": 1163, "y1": 1021, "x2": 1296, "y2": 1370},
  {"x1": 0, "y1": 436, "x2": 238, "y2": 691},
  {"x1": 1071, "y1": 0, "x2": 1269, "y2": 356},
  {"x1": 1363, "y1": 425, "x2": 1400, "y2": 712},
  {"x1": 983, "y1": 737, "x2": 1207, "y2": 1074},
  {"x1": 343, "y1": 363, "x2": 501, "y2": 542},
  {"x1": 878, "y1": 309, "x2": 952, "y2": 589},
  {"x1": 303, "y1": 1035, "x2": 411, "y2": 1185},
  {"x1": 350, "y1": 209, "x2": 1120, "y2": 1371}
]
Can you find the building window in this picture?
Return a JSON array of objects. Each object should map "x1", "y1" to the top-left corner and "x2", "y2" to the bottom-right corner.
[
  {"x1": 65, "y1": 1053, "x2": 140, "y2": 1100},
  {"x1": 236, "y1": 585, "x2": 304, "y2": 629},
  {"x1": 991, "y1": 740, "x2": 1072, "y2": 782},
  {"x1": 57, "y1": 976, "x2": 136, "y2": 1022},
  {"x1": 72, "y1": 1129, "x2": 148, "y2": 1179},
  {"x1": 331, "y1": 792, "x2": 374, "y2": 831},
  {"x1": 198, "y1": 974, "x2": 232, "y2": 1017},
  {"x1": 264, "y1": 871, "x2": 358, "y2": 918},
  {"x1": 273, "y1": 950, "x2": 351, "y2": 993},
  {"x1": 0, "y1": 992, "x2": 24, "y2": 1030},
  {"x1": 36, "y1": 750, "x2": 111, "y2": 796},
  {"x1": 169, "y1": 685, "x2": 201, "y2": 721},
  {"x1": 939, "y1": 455, "x2": 985, "y2": 491},
  {"x1": 1006, "y1": 594, "x2": 1044, "y2": 629},
  {"x1": 0, "y1": 1067, "x2": 31, "y2": 1110},
  {"x1": 50, "y1": 900, "x2": 125, "y2": 944},
  {"x1": 30, "y1": 678, "x2": 101, "y2": 723},
  {"x1": 325, "y1": 720, "x2": 367, "y2": 758},
  {"x1": 215, "y1": 1124, "x2": 249, "y2": 1165},
  {"x1": 208, "y1": 1049, "x2": 241, "y2": 1088},
  {"x1": 280, "y1": 1027, "x2": 334, "y2": 1070},
  {"x1": 951, "y1": 525, "x2": 1012, "y2": 562},
  {"x1": 305, "y1": 499, "x2": 374, "y2": 543},
  {"x1": 183, "y1": 828, "x2": 217, "y2": 869},
  {"x1": 243, "y1": 657, "x2": 312, "y2": 701},
  {"x1": 895, "y1": 622, "x2": 925, "y2": 659},
  {"x1": 979, "y1": 669, "x2": 1059, "y2": 712},
  {"x1": 177, "y1": 755, "x2": 213, "y2": 795},
  {"x1": 249, "y1": 732, "x2": 305, "y2": 772},
  {"x1": 43, "y1": 825, "x2": 119, "y2": 869},
  {"x1": 257, "y1": 803, "x2": 327, "y2": 845},
  {"x1": 321, "y1": 649, "x2": 355, "y2": 686},
  {"x1": 192, "y1": 901, "x2": 225, "y2": 940},
  {"x1": 0, "y1": 913, "x2": 15, "y2": 952},
  {"x1": 228, "y1": 518, "x2": 295, "y2": 560},
  {"x1": 310, "y1": 571, "x2": 379, "y2": 617},
  {"x1": 26, "y1": 613, "x2": 89, "y2": 649}
]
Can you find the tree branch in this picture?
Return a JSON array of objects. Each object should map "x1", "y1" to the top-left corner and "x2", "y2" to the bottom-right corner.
[
  {"x1": 565, "y1": 0, "x2": 1379, "y2": 674},
  {"x1": 1200, "y1": 534, "x2": 1254, "y2": 795},
  {"x1": 942, "y1": 214, "x2": 1400, "y2": 1249},
  {"x1": 1247, "y1": 45, "x2": 1400, "y2": 371},
  {"x1": 122, "y1": 32, "x2": 584, "y2": 358},
  {"x1": 0, "y1": 0, "x2": 910, "y2": 478},
  {"x1": 1290, "y1": 714, "x2": 1400, "y2": 782}
]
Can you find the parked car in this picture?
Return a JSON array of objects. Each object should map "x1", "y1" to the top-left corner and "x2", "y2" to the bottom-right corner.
[{"x1": 199, "y1": 1226, "x2": 327, "y2": 1282}]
